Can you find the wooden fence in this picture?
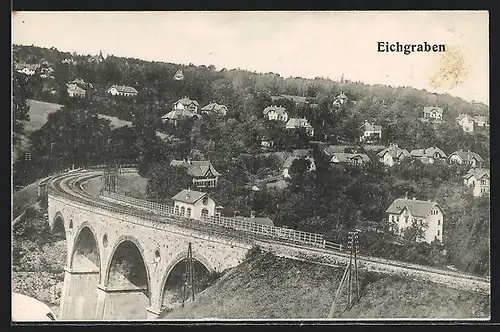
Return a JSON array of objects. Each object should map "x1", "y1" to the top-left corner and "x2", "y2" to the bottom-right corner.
[{"x1": 100, "y1": 190, "x2": 343, "y2": 251}]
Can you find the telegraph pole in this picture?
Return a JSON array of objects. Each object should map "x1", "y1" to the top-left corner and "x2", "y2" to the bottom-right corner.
[{"x1": 328, "y1": 229, "x2": 360, "y2": 318}]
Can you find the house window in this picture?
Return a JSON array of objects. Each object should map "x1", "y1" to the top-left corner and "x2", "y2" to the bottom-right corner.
[
  {"x1": 180, "y1": 206, "x2": 185, "y2": 216},
  {"x1": 405, "y1": 216, "x2": 409, "y2": 224},
  {"x1": 481, "y1": 179, "x2": 487, "y2": 185},
  {"x1": 201, "y1": 208, "x2": 209, "y2": 218},
  {"x1": 203, "y1": 196, "x2": 209, "y2": 205},
  {"x1": 438, "y1": 220, "x2": 440, "y2": 226},
  {"x1": 437, "y1": 229, "x2": 440, "y2": 236},
  {"x1": 174, "y1": 205, "x2": 179, "y2": 215},
  {"x1": 187, "y1": 208, "x2": 191, "y2": 218}
]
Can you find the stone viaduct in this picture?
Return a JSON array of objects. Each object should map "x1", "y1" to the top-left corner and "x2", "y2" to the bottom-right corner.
[{"x1": 48, "y1": 193, "x2": 251, "y2": 320}]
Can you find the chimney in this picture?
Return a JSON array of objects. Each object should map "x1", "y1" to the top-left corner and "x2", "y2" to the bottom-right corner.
[
  {"x1": 250, "y1": 211, "x2": 256, "y2": 218},
  {"x1": 186, "y1": 187, "x2": 191, "y2": 199}
]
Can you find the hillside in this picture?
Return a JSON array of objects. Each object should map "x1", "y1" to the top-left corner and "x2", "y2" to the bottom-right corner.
[{"x1": 164, "y1": 250, "x2": 489, "y2": 320}]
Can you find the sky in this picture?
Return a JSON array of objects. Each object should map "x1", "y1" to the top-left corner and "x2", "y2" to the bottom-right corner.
[{"x1": 12, "y1": 11, "x2": 489, "y2": 105}]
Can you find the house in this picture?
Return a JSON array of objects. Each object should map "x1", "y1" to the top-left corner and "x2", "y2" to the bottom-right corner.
[
  {"x1": 87, "y1": 51, "x2": 105, "y2": 63},
  {"x1": 409, "y1": 147, "x2": 447, "y2": 164},
  {"x1": 377, "y1": 143, "x2": 410, "y2": 167},
  {"x1": 359, "y1": 121, "x2": 382, "y2": 142},
  {"x1": 105, "y1": 85, "x2": 139, "y2": 97},
  {"x1": 260, "y1": 136, "x2": 274, "y2": 149},
  {"x1": 161, "y1": 109, "x2": 200, "y2": 126},
  {"x1": 61, "y1": 58, "x2": 77, "y2": 65},
  {"x1": 66, "y1": 83, "x2": 86, "y2": 98},
  {"x1": 173, "y1": 69, "x2": 184, "y2": 81},
  {"x1": 473, "y1": 115, "x2": 489, "y2": 127},
  {"x1": 200, "y1": 102, "x2": 228, "y2": 116},
  {"x1": 422, "y1": 106, "x2": 443, "y2": 122},
  {"x1": 286, "y1": 118, "x2": 314, "y2": 136},
  {"x1": 173, "y1": 97, "x2": 200, "y2": 114},
  {"x1": 171, "y1": 189, "x2": 217, "y2": 220},
  {"x1": 69, "y1": 79, "x2": 93, "y2": 89},
  {"x1": 40, "y1": 67, "x2": 54, "y2": 79},
  {"x1": 170, "y1": 159, "x2": 221, "y2": 188},
  {"x1": 456, "y1": 114, "x2": 475, "y2": 132},
  {"x1": 463, "y1": 168, "x2": 490, "y2": 197},
  {"x1": 385, "y1": 198, "x2": 444, "y2": 243},
  {"x1": 332, "y1": 91, "x2": 348, "y2": 107},
  {"x1": 15, "y1": 64, "x2": 40, "y2": 76},
  {"x1": 449, "y1": 150, "x2": 484, "y2": 168},
  {"x1": 330, "y1": 153, "x2": 371, "y2": 166},
  {"x1": 283, "y1": 156, "x2": 316, "y2": 178},
  {"x1": 234, "y1": 211, "x2": 275, "y2": 226},
  {"x1": 263, "y1": 106, "x2": 288, "y2": 122}
]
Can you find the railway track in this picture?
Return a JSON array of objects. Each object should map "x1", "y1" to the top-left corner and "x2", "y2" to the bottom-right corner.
[{"x1": 47, "y1": 170, "x2": 491, "y2": 290}]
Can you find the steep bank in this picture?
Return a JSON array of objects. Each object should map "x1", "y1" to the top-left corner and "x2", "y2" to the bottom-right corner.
[
  {"x1": 12, "y1": 208, "x2": 66, "y2": 315},
  {"x1": 164, "y1": 250, "x2": 490, "y2": 320}
]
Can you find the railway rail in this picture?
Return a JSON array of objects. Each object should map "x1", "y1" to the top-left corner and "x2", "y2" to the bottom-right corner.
[{"x1": 47, "y1": 169, "x2": 490, "y2": 290}]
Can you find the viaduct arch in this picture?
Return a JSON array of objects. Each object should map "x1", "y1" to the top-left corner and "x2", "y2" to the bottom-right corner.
[{"x1": 48, "y1": 194, "x2": 251, "y2": 320}]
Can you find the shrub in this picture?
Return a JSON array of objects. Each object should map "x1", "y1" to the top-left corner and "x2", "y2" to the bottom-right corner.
[{"x1": 245, "y1": 245, "x2": 262, "y2": 260}]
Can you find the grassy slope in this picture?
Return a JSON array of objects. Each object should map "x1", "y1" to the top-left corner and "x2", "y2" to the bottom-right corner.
[
  {"x1": 82, "y1": 172, "x2": 148, "y2": 198},
  {"x1": 12, "y1": 180, "x2": 41, "y2": 220},
  {"x1": 25, "y1": 99, "x2": 64, "y2": 134},
  {"x1": 97, "y1": 114, "x2": 132, "y2": 129},
  {"x1": 164, "y1": 252, "x2": 489, "y2": 320}
]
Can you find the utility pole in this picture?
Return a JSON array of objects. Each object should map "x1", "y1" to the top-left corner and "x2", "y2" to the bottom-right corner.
[
  {"x1": 327, "y1": 229, "x2": 360, "y2": 318},
  {"x1": 182, "y1": 242, "x2": 195, "y2": 307},
  {"x1": 103, "y1": 163, "x2": 118, "y2": 192}
]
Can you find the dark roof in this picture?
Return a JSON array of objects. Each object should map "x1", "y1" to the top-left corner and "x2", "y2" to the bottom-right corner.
[
  {"x1": 377, "y1": 144, "x2": 410, "y2": 158},
  {"x1": 107, "y1": 85, "x2": 139, "y2": 94},
  {"x1": 175, "y1": 97, "x2": 199, "y2": 107},
  {"x1": 233, "y1": 216, "x2": 274, "y2": 226},
  {"x1": 385, "y1": 198, "x2": 442, "y2": 218},
  {"x1": 15, "y1": 63, "x2": 40, "y2": 71},
  {"x1": 449, "y1": 150, "x2": 484, "y2": 163},
  {"x1": 385, "y1": 198, "x2": 441, "y2": 218},
  {"x1": 423, "y1": 106, "x2": 443, "y2": 115},
  {"x1": 409, "y1": 147, "x2": 447, "y2": 158},
  {"x1": 263, "y1": 105, "x2": 287, "y2": 116},
  {"x1": 463, "y1": 168, "x2": 490, "y2": 180},
  {"x1": 171, "y1": 189, "x2": 210, "y2": 204},
  {"x1": 170, "y1": 160, "x2": 221, "y2": 177},
  {"x1": 286, "y1": 118, "x2": 312, "y2": 128},
  {"x1": 360, "y1": 121, "x2": 382, "y2": 132},
  {"x1": 200, "y1": 102, "x2": 228, "y2": 113},
  {"x1": 162, "y1": 109, "x2": 200, "y2": 120},
  {"x1": 66, "y1": 83, "x2": 86, "y2": 93}
]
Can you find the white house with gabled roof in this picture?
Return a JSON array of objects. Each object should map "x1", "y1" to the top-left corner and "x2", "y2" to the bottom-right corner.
[
  {"x1": 385, "y1": 198, "x2": 444, "y2": 243},
  {"x1": 171, "y1": 189, "x2": 217, "y2": 220}
]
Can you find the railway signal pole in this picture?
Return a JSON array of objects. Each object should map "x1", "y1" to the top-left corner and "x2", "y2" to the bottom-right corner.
[
  {"x1": 182, "y1": 242, "x2": 195, "y2": 307},
  {"x1": 103, "y1": 164, "x2": 118, "y2": 192},
  {"x1": 328, "y1": 229, "x2": 360, "y2": 318}
]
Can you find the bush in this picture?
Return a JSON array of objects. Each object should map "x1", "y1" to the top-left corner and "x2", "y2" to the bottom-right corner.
[{"x1": 245, "y1": 245, "x2": 262, "y2": 260}]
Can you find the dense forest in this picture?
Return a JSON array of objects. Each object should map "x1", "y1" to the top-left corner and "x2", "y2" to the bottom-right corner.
[{"x1": 12, "y1": 44, "x2": 490, "y2": 276}]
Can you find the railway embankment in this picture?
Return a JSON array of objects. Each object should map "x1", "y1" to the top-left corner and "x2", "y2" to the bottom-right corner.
[{"x1": 163, "y1": 248, "x2": 490, "y2": 320}]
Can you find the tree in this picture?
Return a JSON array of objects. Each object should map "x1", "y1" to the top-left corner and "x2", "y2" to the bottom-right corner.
[{"x1": 12, "y1": 71, "x2": 31, "y2": 147}]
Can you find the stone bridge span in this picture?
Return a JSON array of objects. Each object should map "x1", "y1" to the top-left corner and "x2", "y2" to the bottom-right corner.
[
  {"x1": 45, "y1": 170, "x2": 490, "y2": 320},
  {"x1": 48, "y1": 172, "x2": 251, "y2": 320}
]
